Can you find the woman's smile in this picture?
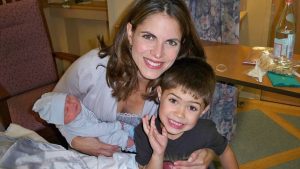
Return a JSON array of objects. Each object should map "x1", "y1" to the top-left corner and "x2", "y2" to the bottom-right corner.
[{"x1": 144, "y1": 57, "x2": 163, "y2": 69}]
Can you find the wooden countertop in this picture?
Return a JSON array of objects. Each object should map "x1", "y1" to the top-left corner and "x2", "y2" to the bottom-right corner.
[{"x1": 204, "y1": 44, "x2": 300, "y2": 98}]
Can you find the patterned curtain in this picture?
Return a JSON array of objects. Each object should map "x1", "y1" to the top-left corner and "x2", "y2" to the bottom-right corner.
[
  {"x1": 185, "y1": 0, "x2": 240, "y2": 141},
  {"x1": 185, "y1": 0, "x2": 240, "y2": 44}
]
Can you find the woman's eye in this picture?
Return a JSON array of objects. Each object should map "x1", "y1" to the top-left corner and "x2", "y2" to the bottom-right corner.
[
  {"x1": 166, "y1": 40, "x2": 178, "y2": 47},
  {"x1": 142, "y1": 34, "x2": 155, "y2": 40}
]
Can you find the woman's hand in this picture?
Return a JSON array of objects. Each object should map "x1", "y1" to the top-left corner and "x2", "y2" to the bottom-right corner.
[
  {"x1": 71, "y1": 136, "x2": 120, "y2": 156},
  {"x1": 142, "y1": 115, "x2": 168, "y2": 156},
  {"x1": 173, "y1": 148, "x2": 215, "y2": 169}
]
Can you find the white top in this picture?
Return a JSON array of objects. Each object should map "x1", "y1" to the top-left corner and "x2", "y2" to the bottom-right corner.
[{"x1": 53, "y1": 49, "x2": 158, "y2": 144}]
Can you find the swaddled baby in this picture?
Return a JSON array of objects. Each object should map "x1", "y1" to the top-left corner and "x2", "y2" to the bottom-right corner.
[{"x1": 33, "y1": 92, "x2": 135, "y2": 152}]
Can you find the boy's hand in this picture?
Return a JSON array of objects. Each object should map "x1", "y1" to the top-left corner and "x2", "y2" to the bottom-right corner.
[{"x1": 142, "y1": 115, "x2": 168, "y2": 156}]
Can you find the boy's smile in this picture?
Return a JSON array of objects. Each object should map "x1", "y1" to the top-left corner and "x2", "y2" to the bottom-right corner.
[
  {"x1": 168, "y1": 119, "x2": 184, "y2": 130},
  {"x1": 157, "y1": 86, "x2": 208, "y2": 140}
]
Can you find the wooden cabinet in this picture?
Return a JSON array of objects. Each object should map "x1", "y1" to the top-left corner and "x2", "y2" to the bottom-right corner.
[
  {"x1": 44, "y1": 1, "x2": 108, "y2": 56},
  {"x1": 43, "y1": 0, "x2": 108, "y2": 75}
]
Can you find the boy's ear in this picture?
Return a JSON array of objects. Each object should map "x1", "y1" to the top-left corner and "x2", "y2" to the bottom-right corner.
[
  {"x1": 157, "y1": 86, "x2": 162, "y2": 101},
  {"x1": 200, "y1": 105, "x2": 210, "y2": 117}
]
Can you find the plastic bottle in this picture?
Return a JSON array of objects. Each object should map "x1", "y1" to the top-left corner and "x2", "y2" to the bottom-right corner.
[{"x1": 273, "y1": 0, "x2": 296, "y2": 61}]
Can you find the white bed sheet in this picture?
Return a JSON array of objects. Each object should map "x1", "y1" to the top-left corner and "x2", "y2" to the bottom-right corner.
[{"x1": 0, "y1": 123, "x2": 138, "y2": 169}]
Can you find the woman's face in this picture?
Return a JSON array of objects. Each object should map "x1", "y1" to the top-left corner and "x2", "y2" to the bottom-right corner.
[{"x1": 127, "y1": 13, "x2": 182, "y2": 80}]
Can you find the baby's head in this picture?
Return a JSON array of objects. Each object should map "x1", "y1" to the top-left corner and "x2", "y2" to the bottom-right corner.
[
  {"x1": 157, "y1": 57, "x2": 216, "y2": 139},
  {"x1": 64, "y1": 94, "x2": 81, "y2": 124},
  {"x1": 33, "y1": 92, "x2": 81, "y2": 125}
]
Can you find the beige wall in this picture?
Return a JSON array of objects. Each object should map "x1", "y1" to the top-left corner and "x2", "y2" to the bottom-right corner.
[
  {"x1": 106, "y1": 0, "x2": 133, "y2": 43},
  {"x1": 239, "y1": 0, "x2": 273, "y2": 47},
  {"x1": 45, "y1": 0, "x2": 299, "y2": 55},
  {"x1": 240, "y1": 0, "x2": 300, "y2": 56}
]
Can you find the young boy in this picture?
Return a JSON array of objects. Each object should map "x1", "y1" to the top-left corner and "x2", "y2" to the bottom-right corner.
[
  {"x1": 33, "y1": 92, "x2": 135, "y2": 152},
  {"x1": 134, "y1": 57, "x2": 239, "y2": 169}
]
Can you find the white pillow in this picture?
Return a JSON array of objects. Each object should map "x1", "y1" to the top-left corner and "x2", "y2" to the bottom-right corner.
[{"x1": 2, "y1": 123, "x2": 47, "y2": 143}]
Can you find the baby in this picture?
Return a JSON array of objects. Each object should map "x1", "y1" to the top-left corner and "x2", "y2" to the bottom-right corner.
[{"x1": 33, "y1": 92, "x2": 135, "y2": 152}]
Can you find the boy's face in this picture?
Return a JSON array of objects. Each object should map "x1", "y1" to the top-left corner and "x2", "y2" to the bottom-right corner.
[
  {"x1": 64, "y1": 95, "x2": 81, "y2": 124},
  {"x1": 157, "y1": 86, "x2": 209, "y2": 140}
]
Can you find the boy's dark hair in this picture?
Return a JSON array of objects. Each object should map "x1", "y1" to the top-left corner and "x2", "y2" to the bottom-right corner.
[{"x1": 159, "y1": 57, "x2": 216, "y2": 107}]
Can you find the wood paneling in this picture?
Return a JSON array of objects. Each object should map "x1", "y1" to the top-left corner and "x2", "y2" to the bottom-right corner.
[{"x1": 261, "y1": 90, "x2": 300, "y2": 107}]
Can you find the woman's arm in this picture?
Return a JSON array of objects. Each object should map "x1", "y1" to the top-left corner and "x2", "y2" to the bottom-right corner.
[
  {"x1": 173, "y1": 148, "x2": 216, "y2": 169},
  {"x1": 219, "y1": 145, "x2": 239, "y2": 169},
  {"x1": 61, "y1": 115, "x2": 115, "y2": 157},
  {"x1": 71, "y1": 136, "x2": 119, "y2": 156},
  {"x1": 54, "y1": 50, "x2": 119, "y2": 156},
  {"x1": 144, "y1": 154, "x2": 164, "y2": 169}
]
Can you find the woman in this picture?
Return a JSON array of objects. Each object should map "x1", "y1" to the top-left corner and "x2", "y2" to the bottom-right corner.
[{"x1": 54, "y1": 0, "x2": 214, "y2": 168}]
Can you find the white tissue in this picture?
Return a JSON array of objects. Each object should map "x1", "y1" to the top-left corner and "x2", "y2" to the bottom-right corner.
[{"x1": 247, "y1": 63, "x2": 266, "y2": 83}]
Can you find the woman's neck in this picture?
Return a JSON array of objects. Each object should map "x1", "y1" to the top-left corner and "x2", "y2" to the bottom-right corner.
[
  {"x1": 116, "y1": 72, "x2": 150, "y2": 114},
  {"x1": 136, "y1": 72, "x2": 150, "y2": 93}
]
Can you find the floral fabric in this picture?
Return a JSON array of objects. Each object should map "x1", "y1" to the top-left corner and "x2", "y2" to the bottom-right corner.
[
  {"x1": 185, "y1": 0, "x2": 240, "y2": 44},
  {"x1": 202, "y1": 83, "x2": 238, "y2": 141},
  {"x1": 185, "y1": 0, "x2": 240, "y2": 141},
  {"x1": 116, "y1": 112, "x2": 142, "y2": 127}
]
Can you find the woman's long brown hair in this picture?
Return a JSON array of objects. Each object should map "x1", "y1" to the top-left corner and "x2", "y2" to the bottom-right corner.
[{"x1": 99, "y1": 0, "x2": 205, "y2": 101}]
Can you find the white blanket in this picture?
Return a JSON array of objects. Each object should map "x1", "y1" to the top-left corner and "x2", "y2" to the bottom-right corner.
[{"x1": 0, "y1": 124, "x2": 138, "y2": 169}]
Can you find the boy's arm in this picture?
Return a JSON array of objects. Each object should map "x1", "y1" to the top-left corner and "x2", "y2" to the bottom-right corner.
[
  {"x1": 139, "y1": 115, "x2": 168, "y2": 169},
  {"x1": 219, "y1": 145, "x2": 239, "y2": 169}
]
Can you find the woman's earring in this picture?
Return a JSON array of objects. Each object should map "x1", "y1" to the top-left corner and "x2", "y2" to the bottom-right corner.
[{"x1": 129, "y1": 44, "x2": 132, "y2": 52}]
